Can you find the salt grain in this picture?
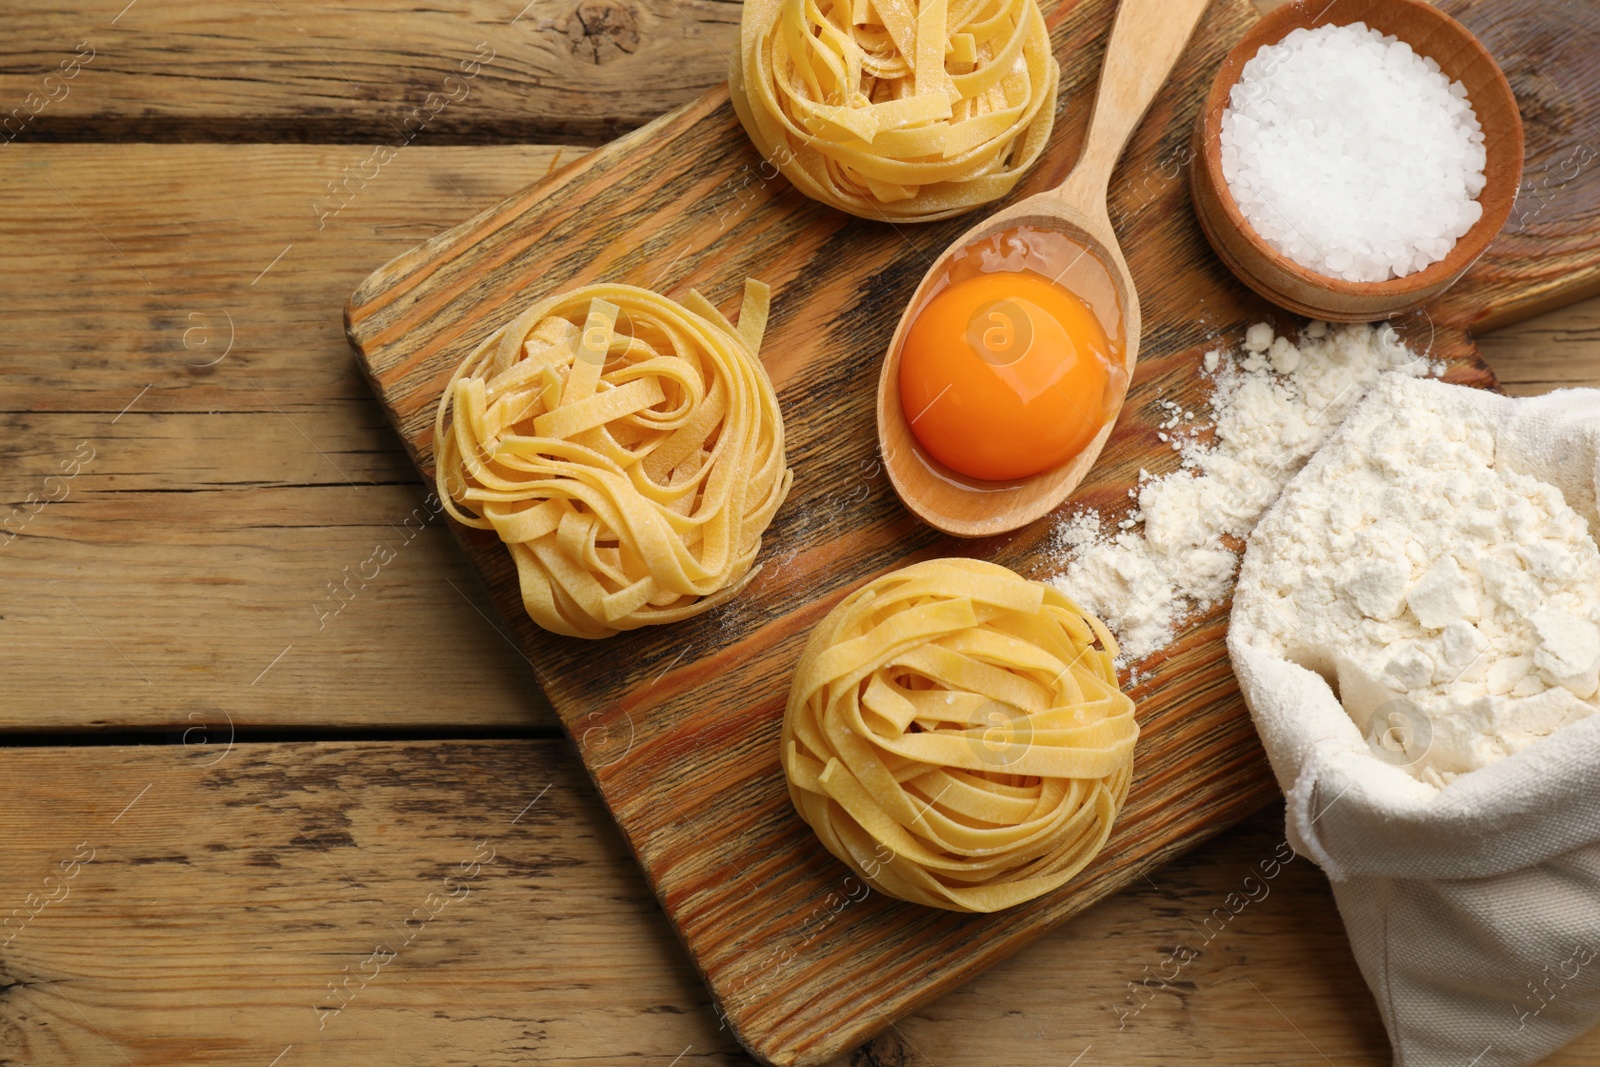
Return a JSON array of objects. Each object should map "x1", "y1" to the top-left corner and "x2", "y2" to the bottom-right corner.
[{"x1": 1220, "y1": 23, "x2": 1487, "y2": 283}]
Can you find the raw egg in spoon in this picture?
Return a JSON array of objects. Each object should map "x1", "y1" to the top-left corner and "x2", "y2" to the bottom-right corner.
[
  {"x1": 875, "y1": 0, "x2": 1209, "y2": 537},
  {"x1": 898, "y1": 226, "x2": 1125, "y2": 483}
]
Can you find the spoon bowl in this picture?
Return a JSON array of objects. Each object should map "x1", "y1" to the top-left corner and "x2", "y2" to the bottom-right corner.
[
  {"x1": 878, "y1": 199, "x2": 1135, "y2": 538},
  {"x1": 877, "y1": 0, "x2": 1211, "y2": 539}
]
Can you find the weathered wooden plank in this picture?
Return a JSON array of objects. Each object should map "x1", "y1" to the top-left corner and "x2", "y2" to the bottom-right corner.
[
  {"x1": 0, "y1": 144, "x2": 569, "y2": 731},
  {"x1": 0, "y1": 144, "x2": 573, "y2": 414},
  {"x1": 1480, "y1": 298, "x2": 1600, "y2": 396},
  {"x1": 1429, "y1": 0, "x2": 1600, "y2": 331},
  {"x1": 0, "y1": 0, "x2": 737, "y2": 146},
  {"x1": 3, "y1": 740, "x2": 1594, "y2": 1066},
  {"x1": 335, "y1": 1, "x2": 1432, "y2": 1062},
  {"x1": 0, "y1": 740, "x2": 728, "y2": 1065},
  {"x1": 0, "y1": 0, "x2": 1324, "y2": 151},
  {"x1": 1, "y1": 2, "x2": 1597, "y2": 1066}
]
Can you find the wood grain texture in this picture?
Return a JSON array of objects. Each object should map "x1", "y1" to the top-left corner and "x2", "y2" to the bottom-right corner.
[
  {"x1": 345, "y1": 1, "x2": 1600, "y2": 1062},
  {"x1": 3, "y1": 150, "x2": 1595, "y2": 1063},
  {"x1": 0, "y1": 0, "x2": 739, "y2": 145},
  {"x1": 1480, "y1": 299, "x2": 1600, "y2": 396},
  {"x1": 0, "y1": 2, "x2": 1592, "y2": 737},
  {"x1": 3, "y1": 740, "x2": 1599, "y2": 1067},
  {"x1": 347, "y1": 1, "x2": 1283, "y2": 1057},
  {"x1": 0, "y1": 144, "x2": 569, "y2": 732},
  {"x1": 1428, "y1": 0, "x2": 1600, "y2": 332},
  {"x1": 0, "y1": 740, "x2": 728, "y2": 1066}
]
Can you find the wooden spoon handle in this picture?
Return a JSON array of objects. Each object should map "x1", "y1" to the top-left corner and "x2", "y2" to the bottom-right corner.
[{"x1": 1056, "y1": 0, "x2": 1211, "y2": 209}]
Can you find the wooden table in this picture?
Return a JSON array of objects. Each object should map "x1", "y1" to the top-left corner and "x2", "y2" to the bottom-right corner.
[{"x1": 1, "y1": 2, "x2": 1596, "y2": 1064}]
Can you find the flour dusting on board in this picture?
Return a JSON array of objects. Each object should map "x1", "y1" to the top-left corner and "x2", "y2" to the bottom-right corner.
[{"x1": 1047, "y1": 321, "x2": 1441, "y2": 666}]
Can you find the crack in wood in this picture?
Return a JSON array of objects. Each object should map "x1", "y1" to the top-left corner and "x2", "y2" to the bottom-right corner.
[{"x1": 567, "y1": 0, "x2": 641, "y2": 65}]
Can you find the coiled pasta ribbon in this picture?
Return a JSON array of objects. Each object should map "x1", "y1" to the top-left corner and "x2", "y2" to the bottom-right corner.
[
  {"x1": 783, "y1": 558, "x2": 1137, "y2": 911},
  {"x1": 434, "y1": 281, "x2": 792, "y2": 639},
  {"x1": 730, "y1": 0, "x2": 1059, "y2": 222}
]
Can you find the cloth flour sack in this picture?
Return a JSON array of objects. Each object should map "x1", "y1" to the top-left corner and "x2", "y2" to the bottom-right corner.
[{"x1": 1228, "y1": 376, "x2": 1600, "y2": 1067}]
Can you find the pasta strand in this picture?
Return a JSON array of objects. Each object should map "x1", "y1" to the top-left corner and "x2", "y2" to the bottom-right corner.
[
  {"x1": 435, "y1": 282, "x2": 793, "y2": 639},
  {"x1": 730, "y1": 0, "x2": 1059, "y2": 221},
  {"x1": 782, "y1": 558, "x2": 1138, "y2": 911}
]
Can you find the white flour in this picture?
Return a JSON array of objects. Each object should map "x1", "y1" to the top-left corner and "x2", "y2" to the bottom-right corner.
[
  {"x1": 1047, "y1": 320, "x2": 1439, "y2": 666},
  {"x1": 1233, "y1": 376, "x2": 1600, "y2": 787}
]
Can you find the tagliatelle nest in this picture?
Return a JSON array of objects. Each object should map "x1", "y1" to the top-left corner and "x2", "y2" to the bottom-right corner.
[
  {"x1": 730, "y1": 0, "x2": 1059, "y2": 222},
  {"x1": 782, "y1": 558, "x2": 1138, "y2": 912},
  {"x1": 434, "y1": 281, "x2": 792, "y2": 639}
]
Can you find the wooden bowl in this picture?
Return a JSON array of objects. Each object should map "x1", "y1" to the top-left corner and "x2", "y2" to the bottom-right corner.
[{"x1": 1189, "y1": 0, "x2": 1524, "y2": 322}]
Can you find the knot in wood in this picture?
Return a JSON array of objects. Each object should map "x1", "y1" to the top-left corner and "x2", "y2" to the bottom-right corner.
[{"x1": 566, "y1": 0, "x2": 640, "y2": 65}]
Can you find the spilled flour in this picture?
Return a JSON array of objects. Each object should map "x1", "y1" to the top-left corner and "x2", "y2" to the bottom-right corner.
[{"x1": 1047, "y1": 321, "x2": 1441, "y2": 666}]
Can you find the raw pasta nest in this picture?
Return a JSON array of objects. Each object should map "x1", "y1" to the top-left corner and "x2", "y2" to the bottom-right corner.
[
  {"x1": 730, "y1": 0, "x2": 1059, "y2": 222},
  {"x1": 782, "y1": 558, "x2": 1137, "y2": 912},
  {"x1": 434, "y1": 281, "x2": 792, "y2": 639}
]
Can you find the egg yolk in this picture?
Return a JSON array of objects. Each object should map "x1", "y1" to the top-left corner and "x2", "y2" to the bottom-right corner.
[{"x1": 898, "y1": 269, "x2": 1112, "y2": 482}]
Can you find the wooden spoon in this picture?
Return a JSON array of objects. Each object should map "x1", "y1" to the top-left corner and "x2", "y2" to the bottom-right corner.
[{"x1": 877, "y1": 0, "x2": 1212, "y2": 539}]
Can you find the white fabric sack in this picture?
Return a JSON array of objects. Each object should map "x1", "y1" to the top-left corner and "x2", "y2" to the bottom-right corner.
[{"x1": 1228, "y1": 378, "x2": 1600, "y2": 1067}]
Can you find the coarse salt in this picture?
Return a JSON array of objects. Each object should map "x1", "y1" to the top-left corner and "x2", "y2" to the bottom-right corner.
[{"x1": 1220, "y1": 22, "x2": 1487, "y2": 283}]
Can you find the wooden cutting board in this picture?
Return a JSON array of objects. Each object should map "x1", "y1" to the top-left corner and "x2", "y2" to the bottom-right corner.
[{"x1": 345, "y1": 1, "x2": 1600, "y2": 1062}]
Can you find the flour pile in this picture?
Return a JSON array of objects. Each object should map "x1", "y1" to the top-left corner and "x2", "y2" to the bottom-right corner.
[
  {"x1": 1048, "y1": 321, "x2": 1439, "y2": 666},
  {"x1": 1232, "y1": 376, "x2": 1600, "y2": 787}
]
